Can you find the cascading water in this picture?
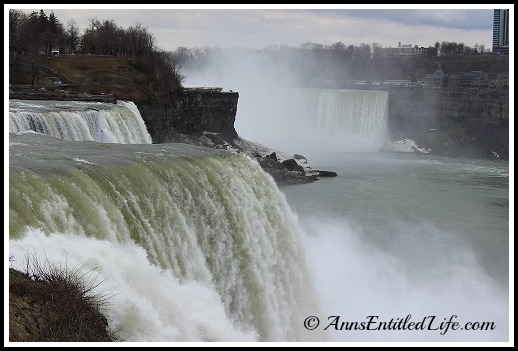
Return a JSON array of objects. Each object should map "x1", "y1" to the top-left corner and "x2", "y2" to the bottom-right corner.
[
  {"x1": 9, "y1": 100, "x2": 152, "y2": 144},
  {"x1": 9, "y1": 133, "x2": 323, "y2": 342},
  {"x1": 286, "y1": 88, "x2": 389, "y2": 137},
  {"x1": 235, "y1": 88, "x2": 390, "y2": 157},
  {"x1": 278, "y1": 88, "x2": 389, "y2": 153}
]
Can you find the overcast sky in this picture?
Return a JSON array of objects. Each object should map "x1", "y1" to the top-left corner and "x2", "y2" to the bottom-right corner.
[{"x1": 7, "y1": 5, "x2": 512, "y2": 51}]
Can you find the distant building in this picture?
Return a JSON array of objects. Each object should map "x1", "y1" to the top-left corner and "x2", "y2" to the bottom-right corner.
[
  {"x1": 423, "y1": 67, "x2": 447, "y2": 88},
  {"x1": 458, "y1": 71, "x2": 489, "y2": 88},
  {"x1": 383, "y1": 79, "x2": 413, "y2": 87},
  {"x1": 492, "y1": 9, "x2": 509, "y2": 54},
  {"x1": 488, "y1": 71, "x2": 509, "y2": 89},
  {"x1": 449, "y1": 71, "x2": 507, "y2": 89},
  {"x1": 379, "y1": 42, "x2": 430, "y2": 57}
]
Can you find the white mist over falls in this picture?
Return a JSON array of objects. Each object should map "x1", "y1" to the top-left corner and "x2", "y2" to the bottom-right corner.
[
  {"x1": 274, "y1": 88, "x2": 389, "y2": 153},
  {"x1": 9, "y1": 52, "x2": 509, "y2": 343},
  {"x1": 183, "y1": 48, "x2": 389, "y2": 158}
]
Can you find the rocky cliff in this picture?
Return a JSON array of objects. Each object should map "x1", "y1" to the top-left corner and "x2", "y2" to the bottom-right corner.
[
  {"x1": 136, "y1": 88, "x2": 239, "y2": 142},
  {"x1": 387, "y1": 87, "x2": 509, "y2": 159}
]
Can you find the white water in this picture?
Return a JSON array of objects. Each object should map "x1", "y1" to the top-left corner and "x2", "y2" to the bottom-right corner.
[
  {"x1": 9, "y1": 133, "x2": 323, "y2": 342},
  {"x1": 272, "y1": 88, "x2": 390, "y2": 155},
  {"x1": 8, "y1": 94, "x2": 509, "y2": 345},
  {"x1": 9, "y1": 100, "x2": 152, "y2": 144},
  {"x1": 9, "y1": 229, "x2": 258, "y2": 342}
]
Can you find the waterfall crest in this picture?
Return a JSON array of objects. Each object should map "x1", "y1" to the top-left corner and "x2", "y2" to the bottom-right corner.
[{"x1": 9, "y1": 100, "x2": 152, "y2": 144}]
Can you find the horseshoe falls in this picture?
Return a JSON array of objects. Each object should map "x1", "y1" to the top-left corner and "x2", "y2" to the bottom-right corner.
[
  {"x1": 8, "y1": 133, "x2": 323, "y2": 342},
  {"x1": 286, "y1": 88, "x2": 388, "y2": 137},
  {"x1": 236, "y1": 88, "x2": 389, "y2": 158},
  {"x1": 9, "y1": 100, "x2": 152, "y2": 144}
]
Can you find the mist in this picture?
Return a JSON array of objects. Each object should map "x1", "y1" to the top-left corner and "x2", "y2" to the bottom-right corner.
[
  {"x1": 301, "y1": 215, "x2": 509, "y2": 342},
  {"x1": 181, "y1": 47, "x2": 391, "y2": 160},
  {"x1": 9, "y1": 229, "x2": 258, "y2": 342}
]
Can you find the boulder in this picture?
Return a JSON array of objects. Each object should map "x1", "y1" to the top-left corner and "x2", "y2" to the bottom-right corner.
[
  {"x1": 318, "y1": 170, "x2": 338, "y2": 177},
  {"x1": 281, "y1": 159, "x2": 304, "y2": 173}
]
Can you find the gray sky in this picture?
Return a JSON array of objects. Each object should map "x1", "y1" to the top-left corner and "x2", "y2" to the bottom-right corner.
[{"x1": 7, "y1": 5, "x2": 509, "y2": 51}]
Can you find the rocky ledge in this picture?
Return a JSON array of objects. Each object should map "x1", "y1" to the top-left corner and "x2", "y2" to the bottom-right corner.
[{"x1": 9, "y1": 87, "x2": 117, "y2": 104}]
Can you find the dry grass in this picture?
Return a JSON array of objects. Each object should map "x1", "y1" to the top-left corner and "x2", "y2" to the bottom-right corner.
[
  {"x1": 14, "y1": 55, "x2": 155, "y2": 102},
  {"x1": 45, "y1": 56, "x2": 152, "y2": 100},
  {"x1": 9, "y1": 254, "x2": 119, "y2": 342}
]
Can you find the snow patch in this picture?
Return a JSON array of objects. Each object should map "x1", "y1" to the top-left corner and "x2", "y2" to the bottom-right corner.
[
  {"x1": 380, "y1": 139, "x2": 431, "y2": 154},
  {"x1": 232, "y1": 137, "x2": 316, "y2": 175},
  {"x1": 72, "y1": 158, "x2": 95, "y2": 165}
]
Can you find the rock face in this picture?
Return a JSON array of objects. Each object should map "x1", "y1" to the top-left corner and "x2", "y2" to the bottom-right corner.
[
  {"x1": 136, "y1": 88, "x2": 239, "y2": 143},
  {"x1": 318, "y1": 170, "x2": 337, "y2": 177},
  {"x1": 256, "y1": 154, "x2": 318, "y2": 186},
  {"x1": 387, "y1": 87, "x2": 509, "y2": 159}
]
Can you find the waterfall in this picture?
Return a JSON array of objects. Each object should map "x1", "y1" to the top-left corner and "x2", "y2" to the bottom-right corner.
[
  {"x1": 9, "y1": 100, "x2": 152, "y2": 144},
  {"x1": 236, "y1": 88, "x2": 390, "y2": 157},
  {"x1": 9, "y1": 133, "x2": 322, "y2": 342},
  {"x1": 280, "y1": 88, "x2": 389, "y2": 151}
]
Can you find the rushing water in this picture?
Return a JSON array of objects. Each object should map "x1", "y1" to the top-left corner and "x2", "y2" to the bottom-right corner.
[
  {"x1": 279, "y1": 88, "x2": 389, "y2": 147},
  {"x1": 8, "y1": 132, "x2": 323, "y2": 342},
  {"x1": 235, "y1": 88, "x2": 390, "y2": 156},
  {"x1": 9, "y1": 100, "x2": 152, "y2": 144},
  {"x1": 7, "y1": 98, "x2": 510, "y2": 343}
]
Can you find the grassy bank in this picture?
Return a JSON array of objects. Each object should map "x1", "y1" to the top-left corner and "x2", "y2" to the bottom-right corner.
[
  {"x1": 10, "y1": 55, "x2": 162, "y2": 102},
  {"x1": 8, "y1": 260, "x2": 116, "y2": 342}
]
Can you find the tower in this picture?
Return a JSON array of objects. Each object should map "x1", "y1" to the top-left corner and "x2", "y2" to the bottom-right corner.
[{"x1": 492, "y1": 9, "x2": 509, "y2": 54}]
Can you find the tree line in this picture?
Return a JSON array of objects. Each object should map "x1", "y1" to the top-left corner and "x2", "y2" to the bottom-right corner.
[
  {"x1": 171, "y1": 39, "x2": 490, "y2": 72},
  {"x1": 299, "y1": 40, "x2": 488, "y2": 58},
  {"x1": 170, "y1": 43, "x2": 506, "y2": 85},
  {"x1": 9, "y1": 9, "x2": 157, "y2": 58},
  {"x1": 9, "y1": 9, "x2": 182, "y2": 92}
]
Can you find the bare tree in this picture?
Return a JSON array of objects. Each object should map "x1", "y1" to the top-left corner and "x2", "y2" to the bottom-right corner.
[
  {"x1": 65, "y1": 19, "x2": 80, "y2": 54},
  {"x1": 372, "y1": 42, "x2": 382, "y2": 59},
  {"x1": 97, "y1": 19, "x2": 119, "y2": 55},
  {"x1": 330, "y1": 41, "x2": 346, "y2": 52},
  {"x1": 358, "y1": 43, "x2": 371, "y2": 60},
  {"x1": 127, "y1": 23, "x2": 155, "y2": 57},
  {"x1": 9, "y1": 9, "x2": 28, "y2": 61},
  {"x1": 44, "y1": 11, "x2": 65, "y2": 55}
]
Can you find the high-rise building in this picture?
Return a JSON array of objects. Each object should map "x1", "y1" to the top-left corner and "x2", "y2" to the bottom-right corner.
[{"x1": 492, "y1": 9, "x2": 509, "y2": 54}]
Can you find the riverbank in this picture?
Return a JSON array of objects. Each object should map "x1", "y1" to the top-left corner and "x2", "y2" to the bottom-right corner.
[{"x1": 8, "y1": 266, "x2": 115, "y2": 342}]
